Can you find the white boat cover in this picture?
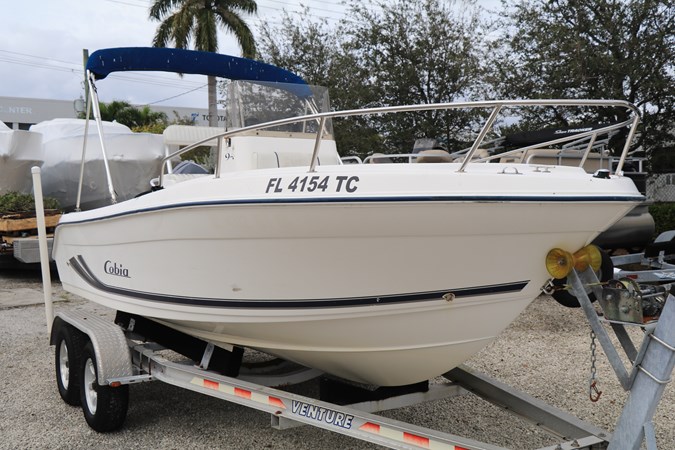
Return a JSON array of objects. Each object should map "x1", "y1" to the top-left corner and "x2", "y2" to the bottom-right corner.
[
  {"x1": 0, "y1": 121, "x2": 44, "y2": 195},
  {"x1": 31, "y1": 119, "x2": 166, "y2": 211}
]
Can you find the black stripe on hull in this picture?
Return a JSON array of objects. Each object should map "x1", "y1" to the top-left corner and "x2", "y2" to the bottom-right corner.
[{"x1": 69, "y1": 255, "x2": 529, "y2": 309}]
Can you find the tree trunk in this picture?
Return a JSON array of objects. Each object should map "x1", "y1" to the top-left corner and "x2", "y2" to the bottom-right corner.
[
  {"x1": 207, "y1": 75, "x2": 218, "y2": 127},
  {"x1": 208, "y1": 76, "x2": 218, "y2": 127}
]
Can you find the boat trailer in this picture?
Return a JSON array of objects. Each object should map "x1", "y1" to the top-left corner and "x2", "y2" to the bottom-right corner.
[
  {"x1": 45, "y1": 269, "x2": 674, "y2": 450},
  {"x1": 30, "y1": 170, "x2": 673, "y2": 450}
]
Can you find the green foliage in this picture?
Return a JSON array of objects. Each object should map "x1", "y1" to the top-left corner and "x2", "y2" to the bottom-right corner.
[
  {"x1": 494, "y1": 0, "x2": 674, "y2": 156},
  {"x1": 257, "y1": 0, "x2": 490, "y2": 158},
  {"x1": 149, "y1": 0, "x2": 258, "y2": 129},
  {"x1": 649, "y1": 148, "x2": 675, "y2": 174},
  {"x1": 649, "y1": 203, "x2": 675, "y2": 238},
  {"x1": 149, "y1": 0, "x2": 257, "y2": 57},
  {"x1": 257, "y1": 0, "x2": 673, "y2": 160},
  {"x1": 341, "y1": 0, "x2": 489, "y2": 152},
  {"x1": 132, "y1": 122, "x2": 167, "y2": 134},
  {"x1": 179, "y1": 146, "x2": 211, "y2": 166},
  {"x1": 131, "y1": 110, "x2": 198, "y2": 134},
  {"x1": 97, "y1": 101, "x2": 168, "y2": 130},
  {"x1": 0, "y1": 192, "x2": 61, "y2": 214}
]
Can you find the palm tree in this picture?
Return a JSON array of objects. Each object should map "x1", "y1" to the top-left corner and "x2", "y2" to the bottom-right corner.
[
  {"x1": 97, "y1": 101, "x2": 167, "y2": 129},
  {"x1": 149, "y1": 0, "x2": 257, "y2": 127}
]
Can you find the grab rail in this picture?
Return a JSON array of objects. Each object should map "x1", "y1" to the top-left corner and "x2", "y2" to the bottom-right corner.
[{"x1": 131, "y1": 99, "x2": 642, "y2": 190}]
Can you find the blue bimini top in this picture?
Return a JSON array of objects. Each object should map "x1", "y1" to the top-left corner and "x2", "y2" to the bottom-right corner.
[{"x1": 86, "y1": 47, "x2": 311, "y2": 98}]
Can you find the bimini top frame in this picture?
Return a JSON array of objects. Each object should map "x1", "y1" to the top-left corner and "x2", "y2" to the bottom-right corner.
[{"x1": 75, "y1": 47, "x2": 312, "y2": 209}]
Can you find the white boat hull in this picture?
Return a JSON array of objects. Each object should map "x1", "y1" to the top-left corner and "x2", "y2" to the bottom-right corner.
[{"x1": 54, "y1": 163, "x2": 641, "y2": 385}]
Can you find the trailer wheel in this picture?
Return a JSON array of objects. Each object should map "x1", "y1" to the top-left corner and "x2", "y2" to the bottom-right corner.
[
  {"x1": 551, "y1": 249, "x2": 614, "y2": 308},
  {"x1": 80, "y1": 341, "x2": 129, "y2": 432},
  {"x1": 54, "y1": 324, "x2": 85, "y2": 406}
]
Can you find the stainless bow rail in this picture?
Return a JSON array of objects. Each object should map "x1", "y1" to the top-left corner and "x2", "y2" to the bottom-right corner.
[{"x1": 153, "y1": 99, "x2": 639, "y2": 186}]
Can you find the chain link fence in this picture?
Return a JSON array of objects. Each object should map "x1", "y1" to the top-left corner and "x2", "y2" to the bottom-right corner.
[{"x1": 647, "y1": 174, "x2": 675, "y2": 203}]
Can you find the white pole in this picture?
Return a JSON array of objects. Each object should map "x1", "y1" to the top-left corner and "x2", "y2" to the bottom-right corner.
[{"x1": 31, "y1": 167, "x2": 54, "y2": 335}]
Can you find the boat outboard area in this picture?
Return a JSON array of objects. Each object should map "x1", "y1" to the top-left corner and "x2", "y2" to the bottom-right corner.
[{"x1": 50, "y1": 47, "x2": 646, "y2": 389}]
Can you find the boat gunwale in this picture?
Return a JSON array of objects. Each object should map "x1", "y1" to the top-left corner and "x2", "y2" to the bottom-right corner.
[{"x1": 55, "y1": 192, "x2": 645, "y2": 227}]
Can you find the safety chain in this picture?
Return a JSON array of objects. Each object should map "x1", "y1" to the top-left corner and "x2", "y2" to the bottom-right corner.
[{"x1": 589, "y1": 330, "x2": 602, "y2": 402}]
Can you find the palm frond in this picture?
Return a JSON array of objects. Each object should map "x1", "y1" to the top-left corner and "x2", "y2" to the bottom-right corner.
[{"x1": 216, "y1": 9, "x2": 256, "y2": 57}]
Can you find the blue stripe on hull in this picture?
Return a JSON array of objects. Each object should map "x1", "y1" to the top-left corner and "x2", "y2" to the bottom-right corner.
[
  {"x1": 69, "y1": 255, "x2": 529, "y2": 309},
  {"x1": 58, "y1": 194, "x2": 644, "y2": 226}
]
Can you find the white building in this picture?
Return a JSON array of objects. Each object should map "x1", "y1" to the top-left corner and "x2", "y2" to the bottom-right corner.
[{"x1": 0, "y1": 96, "x2": 219, "y2": 129}]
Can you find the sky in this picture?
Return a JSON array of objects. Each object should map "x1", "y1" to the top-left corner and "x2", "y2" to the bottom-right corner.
[{"x1": 0, "y1": 0, "x2": 500, "y2": 110}]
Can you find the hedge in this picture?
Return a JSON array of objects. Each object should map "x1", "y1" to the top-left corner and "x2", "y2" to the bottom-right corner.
[{"x1": 649, "y1": 203, "x2": 675, "y2": 238}]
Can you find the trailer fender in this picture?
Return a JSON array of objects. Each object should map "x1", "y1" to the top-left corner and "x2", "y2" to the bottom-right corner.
[{"x1": 51, "y1": 310, "x2": 133, "y2": 386}]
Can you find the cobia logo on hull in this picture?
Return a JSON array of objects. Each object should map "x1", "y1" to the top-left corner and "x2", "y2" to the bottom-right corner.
[{"x1": 104, "y1": 260, "x2": 131, "y2": 278}]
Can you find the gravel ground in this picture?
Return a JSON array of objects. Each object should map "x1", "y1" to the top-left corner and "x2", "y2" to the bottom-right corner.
[{"x1": 0, "y1": 267, "x2": 673, "y2": 449}]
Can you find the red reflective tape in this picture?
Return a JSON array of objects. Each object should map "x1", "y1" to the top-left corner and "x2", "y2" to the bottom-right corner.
[
  {"x1": 203, "y1": 379, "x2": 219, "y2": 390},
  {"x1": 268, "y1": 396, "x2": 286, "y2": 409},
  {"x1": 359, "y1": 422, "x2": 380, "y2": 434},
  {"x1": 455, "y1": 447, "x2": 470, "y2": 450},
  {"x1": 403, "y1": 432, "x2": 429, "y2": 448},
  {"x1": 234, "y1": 387, "x2": 251, "y2": 399}
]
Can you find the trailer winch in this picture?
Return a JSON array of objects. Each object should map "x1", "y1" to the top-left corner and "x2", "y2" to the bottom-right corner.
[{"x1": 600, "y1": 278, "x2": 667, "y2": 324}]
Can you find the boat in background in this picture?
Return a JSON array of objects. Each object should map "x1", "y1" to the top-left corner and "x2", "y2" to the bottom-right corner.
[
  {"x1": 0, "y1": 121, "x2": 44, "y2": 195},
  {"x1": 52, "y1": 47, "x2": 644, "y2": 386},
  {"x1": 31, "y1": 118, "x2": 166, "y2": 212}
]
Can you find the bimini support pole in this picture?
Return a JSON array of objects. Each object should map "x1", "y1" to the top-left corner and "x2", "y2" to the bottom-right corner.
[{"x1": 86, "y1": 70, "x2": 117, "y2": 204}]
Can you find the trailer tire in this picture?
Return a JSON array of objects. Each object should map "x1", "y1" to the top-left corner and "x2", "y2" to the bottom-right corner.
[
  {"x1": 54, "y1": 324, "x2": 85, "y2": 406},
  {"x1": 80, "y1": 341, "x2": 129, "y2": 432},
  {"x1": 551, "y1": 249, "x2": 614, "y2": 308}
]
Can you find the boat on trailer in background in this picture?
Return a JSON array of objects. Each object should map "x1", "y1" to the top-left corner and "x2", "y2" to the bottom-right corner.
[
  {"x1": 0, "y1": 120, "x2": 44, "y2": 195},
  {"x1": 30, "y1": 118, "x2": 166, "y2": 212},
  {"x1": 52, "y1": 47, "x2": 644, "y2": 388}
]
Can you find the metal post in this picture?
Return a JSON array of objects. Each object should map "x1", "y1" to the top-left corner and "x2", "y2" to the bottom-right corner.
[
  {"x1": 615, "y1": 115, "x2": 640, "y2": 175},
  {"x1": 308, "y1": 117, "x2": 326, "y2": 173},
  {"x1": 444, "y1": 365, "x2": 609, "y2": 443},
  {"x1": 31, "y1": 167, "x2": 54, "y2": 335},
  {"x1": 579, "y1": 133, "x2": 598, "y2": 169},
  {"x1": 86, "y1": 71, "x2": 117, "y2": 204},
  {"x1": 82, "y1": 49, "x2": 89, "y2": 100},
  {"x1": 75, "y1": 89, "x2": 92, "y2": 211},
  {"x1": 568, "y1": 269, "x2": 631, "y2": 388},
  {"x1": 608, "y1": 295, "x2": 675, "y2": 450},
  {"x1": 214, "y1": 138, "x2": 223, "y2": 179},
  {"x1": 457, "y1": 105, "x2": 501, "y2": 173}
]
